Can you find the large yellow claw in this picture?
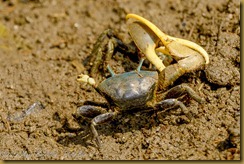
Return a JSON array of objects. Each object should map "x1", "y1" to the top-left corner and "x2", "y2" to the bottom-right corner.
[
  {"x1": 127, "y1": 21, "x2": 166, "y2": 71},
  {"x1": 126, "y1": 13, "x2": 209, "y2": 68}
]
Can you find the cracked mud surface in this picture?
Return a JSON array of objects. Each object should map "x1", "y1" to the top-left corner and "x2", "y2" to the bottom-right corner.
[{"x1": 0, "y1": 0, "x2": 240, "y2": 160}]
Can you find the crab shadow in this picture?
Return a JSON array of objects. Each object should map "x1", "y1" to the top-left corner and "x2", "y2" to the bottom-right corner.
[
  {"x1": 56, "y1": 107, "x2": 191, "y2": 148},
  {"x1": 55, "y1": 117, "x2": 93, "y2": 147}
]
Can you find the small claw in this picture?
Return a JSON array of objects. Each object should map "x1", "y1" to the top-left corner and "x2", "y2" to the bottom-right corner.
[
  {"x1": 126, "y1": 13, "x2": 209, "y2": 64},
  {"x1": 77, "y1": 74, "x2": 96, "y2": 86}
]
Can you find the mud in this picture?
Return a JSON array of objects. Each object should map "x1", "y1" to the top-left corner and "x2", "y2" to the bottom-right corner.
[{"x1": 0, "y1": 0, "x2": 240, "y2": 160}]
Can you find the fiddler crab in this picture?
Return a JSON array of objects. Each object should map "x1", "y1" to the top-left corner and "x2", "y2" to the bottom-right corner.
[{"x1": 76, "y1": 14, "x2": 209, "y2": 148}]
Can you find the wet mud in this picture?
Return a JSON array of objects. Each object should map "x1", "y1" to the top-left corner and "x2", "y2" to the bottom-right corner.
[{"x1": 0, "y1": 0, "x2": 240, "y2": 160}]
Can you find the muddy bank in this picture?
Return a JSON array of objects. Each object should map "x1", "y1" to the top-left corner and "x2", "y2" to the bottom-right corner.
[{"x1": 0, "y1": 0, "x2": 240, "y2": 160}]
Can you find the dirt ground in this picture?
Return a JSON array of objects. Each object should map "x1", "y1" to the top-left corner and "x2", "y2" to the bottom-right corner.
[{"x1": 0, "y1": 0, "x2": 240, "y2": 160}]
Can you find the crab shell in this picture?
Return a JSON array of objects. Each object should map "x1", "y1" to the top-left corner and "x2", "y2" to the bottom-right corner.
[{"x1": 97, "y1": 71, "x2": 158, "y2": 110}]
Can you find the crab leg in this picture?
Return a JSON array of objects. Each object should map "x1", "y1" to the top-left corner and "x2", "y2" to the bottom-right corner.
[
  {"x1": 77, "y1": 105, "x2": 105, "y2": 118},
  {"x1": 157, "y1": 83, "x2": 205, "y2": 103},
  {"x1": 88, "y1": 29, "x2": 138, "y2": 77},
  {"x1": 155, "y1": 98, "x2": 190, "y2": 118},
  {"x1": 91, "y1": 112, "x2": 117, "y2": 148}
]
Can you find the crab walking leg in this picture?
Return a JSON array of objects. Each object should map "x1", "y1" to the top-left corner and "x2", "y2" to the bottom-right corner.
[
  {"x1": 77, "y1": 105, "x2": 107, "y2": 118},
  {"x1": 80, "y1": 100, "x2": 109, "y2": 108},
  {"x1": 157, "y1": 83, "x2": 205, "y2": 103},
  {"x1": 155, "y1": 99, "x2": 191, "y2": 119},
  {"x1": 126, "y1": 13, "x2": 209, "y2": 64},
  {"x1": 89, "y1": 29, "x2": 112, "y2": 76},
  {"x1": 90, "y1": 112, "x2": 117, "y2": 148},
  {"x1": 89, "y1": 29, "x2": 120, "y2": 77},
  {"x1": 89, "y1": 29, "x2": 137, "y2": 77}
]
